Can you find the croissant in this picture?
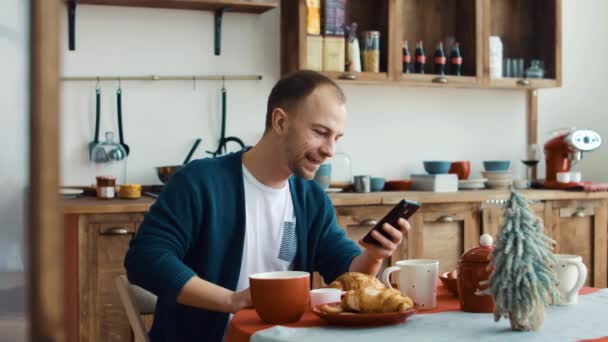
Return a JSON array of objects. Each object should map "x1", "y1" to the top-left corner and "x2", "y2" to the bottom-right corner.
[
  {"x1": 342, "y1": 287, "x2": 414, "y2": 313},
  {"x1": 328, "y1": 272, "x2": 385, "y2": 291}
]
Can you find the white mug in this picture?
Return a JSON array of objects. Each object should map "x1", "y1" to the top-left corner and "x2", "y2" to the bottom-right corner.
[
  {"x1": 381, "y1": 259, "x2": 439, "y2": 310},
  {"x1": 310, "y1": 288, "x2": 342, "y2": 309},
  {"x1": 552, "y1": 254, "x2": 587, "y2": 305}
]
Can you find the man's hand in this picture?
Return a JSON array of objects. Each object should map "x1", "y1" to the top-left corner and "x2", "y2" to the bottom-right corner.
[
  {"x1": 358, "y1": 218, "x2": 411, "y2": 261},
  {"x1": 229, "y1": 288, "x2": 252, "y2": 313},
  {"x1": 349, "y1": 218, "x2": 411, "y2": 276}
]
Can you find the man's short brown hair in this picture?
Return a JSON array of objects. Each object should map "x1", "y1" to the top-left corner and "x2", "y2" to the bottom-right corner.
[{"x1": 265, "y1": 70, "x2": 346, "y2": 130}]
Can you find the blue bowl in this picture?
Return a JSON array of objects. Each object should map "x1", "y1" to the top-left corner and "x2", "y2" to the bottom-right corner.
[
  {"x1": 370, "y1": 177, "x2": 386, "y2": 191},
  {"x1": 483, "y1": 160, "x2": 511, "y2": 172},
  {"x1": 423, "y1": 161, "x2": 452, "y2": 174}
]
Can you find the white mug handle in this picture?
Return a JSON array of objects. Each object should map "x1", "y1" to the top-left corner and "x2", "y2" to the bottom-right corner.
[
  {"x1": 566, "y1": 259, "x2": 587, "y2": 300},
  {"x1": 382, "y1": 266, "x2": 400, "y2": 289}
]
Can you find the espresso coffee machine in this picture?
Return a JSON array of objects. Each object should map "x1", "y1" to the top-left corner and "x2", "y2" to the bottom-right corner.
[{"x1": 544, "y1": 128, "x2": 602, "y2": 189}]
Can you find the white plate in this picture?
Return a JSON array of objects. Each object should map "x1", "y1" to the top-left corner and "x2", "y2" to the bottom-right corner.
[
  {"x1": 458, "y1": 179, "x2": 487, "y2": 190},
  {"x1": 60, "y1": 188, "x2": 84, "y2": 196},
  {"x1": 325, "y1": 188, "x2": 343, "y2": 193}
]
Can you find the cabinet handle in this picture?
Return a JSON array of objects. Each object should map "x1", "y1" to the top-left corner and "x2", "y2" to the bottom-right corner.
[
  {"x1": 339, "y1": 73, "x2": 357, "y2": 80},
  {"x1": 437, "y1": 215, "x2": 455, "y2": 223},
  {"x1": 432, "y1": 76, "x2": 448, "y2": 84},
  {"x1": 100, "y1": 227, "x2": 130, "y2": 235},
  {"x1": 572, "y1": 209, "x2": 586, "y2": 218},
  {"x1": 517, "y1": 79, "x2": 530, "y2": 86},
  {"x1": 359, "y1": 218, "x2": 378, "y2": 226}
]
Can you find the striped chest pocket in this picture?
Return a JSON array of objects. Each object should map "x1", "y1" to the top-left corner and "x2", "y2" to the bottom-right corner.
[{"x1": 278, "y1": 221, "x2": 297, "y2": 263}]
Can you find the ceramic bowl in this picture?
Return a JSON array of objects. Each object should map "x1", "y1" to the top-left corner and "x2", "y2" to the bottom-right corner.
[
  {"x1": 439, "y1": 271, "x2": 459, "y2": 297},
  {"x1": 483, "y1": 160, "x2": 511, "y2": 172},
  {"x1": 449, "y1": 161, "x2": 471, "y2": 180},
  {"x1": 384, "y1": 180, "x2": 412, "y2": 191},
  {"x1": 423, "y1": 161, "x2": 452, "y2": 174},
  {"x1": 250, "y1": 271, "x2": 310, "y2": 324},
  {"x1": 370, "y1": 177, "x2": 386, "y2": 191}
]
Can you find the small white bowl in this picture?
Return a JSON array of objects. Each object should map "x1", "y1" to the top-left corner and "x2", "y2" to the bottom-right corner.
[{"x1": 310, "y1": 288, "x2": 343, "y2": 308}]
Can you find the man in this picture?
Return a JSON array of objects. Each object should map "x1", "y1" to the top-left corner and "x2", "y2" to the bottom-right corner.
[{"x1": 124, "y1": 70, "x2": 411, "y2": 341}]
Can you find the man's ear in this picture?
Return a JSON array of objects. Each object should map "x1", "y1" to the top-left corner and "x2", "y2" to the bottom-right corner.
[{"x1": 271, "y1": 107, "x2": 289, "y2": 136}]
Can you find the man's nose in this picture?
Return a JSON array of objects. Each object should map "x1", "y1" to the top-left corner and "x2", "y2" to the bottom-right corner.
[{"x1": 320, "y1": 139, "x2": 335, "y2": 158}]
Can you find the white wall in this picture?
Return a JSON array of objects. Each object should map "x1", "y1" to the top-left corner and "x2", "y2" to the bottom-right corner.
[{"x1": 60, "y1": 1, "x2": 607, "y2": 186}]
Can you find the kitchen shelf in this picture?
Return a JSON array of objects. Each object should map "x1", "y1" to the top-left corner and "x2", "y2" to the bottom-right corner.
[
  {"x1": 398, "y1": 74, "x2": 478, "y2": 88},
  {"x1": 489, "y1": 77, "x2": 559, "y2": 89},
  {"x1": 281, "y1": 0, "x2": 561, "y2": 90},
  {"x1": 75, "y1": 0, "x2": 278, "y2": 13},
  {"x1": 66, "y1": 0, "x2": 277, "y2": 52}
]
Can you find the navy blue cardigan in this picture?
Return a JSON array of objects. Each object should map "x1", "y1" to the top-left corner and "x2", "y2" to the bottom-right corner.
[{"x1": 124, "y1": 151, "x2": 361, "y2": 341}]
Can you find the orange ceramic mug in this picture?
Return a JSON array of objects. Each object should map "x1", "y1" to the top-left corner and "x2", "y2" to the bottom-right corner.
[
  {"x1": 449, "y1": 161, "x2": 471, "y2": 180},
  {"x1": 249, "y1": 271, "x2": 310, "y2": 324}
]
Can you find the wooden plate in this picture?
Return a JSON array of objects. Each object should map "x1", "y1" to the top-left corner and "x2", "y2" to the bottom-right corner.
[{"x1": 312, "y1": 302, "x2": 416, "y2": 327}]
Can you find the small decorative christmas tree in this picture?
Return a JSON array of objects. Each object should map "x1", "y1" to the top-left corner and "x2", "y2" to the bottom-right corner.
[{"x1": 484, "y1": 190, "x2": 560, "y2": 331}]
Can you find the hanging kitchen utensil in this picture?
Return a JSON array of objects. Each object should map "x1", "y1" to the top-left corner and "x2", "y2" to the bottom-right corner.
[
  {"x1": 183, "y1": 138, "x2": 202, "y2": 165},
  {"x1": 206, "y1": 80, "x2": 245, "y2": 157},
  {"x1": 89, "y1": 82, "x2": 109, "y2": 163},
  {"x1": 116, "y1": 79, "x2": 130, "y2": 156}
]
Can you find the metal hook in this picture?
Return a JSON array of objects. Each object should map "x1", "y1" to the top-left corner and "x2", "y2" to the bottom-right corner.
[
  {"x1": 118, "y1": 76, "x2": 122, "y2": 89},
  {"x1": 221, "y1": 76, "x2": 225, "y2": 89},
  {"x1": 95, "y1": 76, "x2": 100, "y2": 90},
  {"x1": 192, "y1": 76, "x2": 196, "y2": 91}
]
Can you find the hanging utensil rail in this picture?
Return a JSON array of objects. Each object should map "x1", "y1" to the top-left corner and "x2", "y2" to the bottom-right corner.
[{"x1": 61, "y1": 75, "x2": 262, "y2": 81}]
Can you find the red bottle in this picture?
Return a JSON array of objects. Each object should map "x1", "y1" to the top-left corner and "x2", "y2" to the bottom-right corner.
[
  {"x1": 450, "y1": 42, "x2": 463, "y2": 76},
  {"x1": 402, "y1": 40, "x2": 411, "y2": 74},
  {"x1": 433, "y1": 41, "x2": 446, "y2": 75},
  {"x1": 415, "y1": 40, "x2": 426, "y2": 74}
]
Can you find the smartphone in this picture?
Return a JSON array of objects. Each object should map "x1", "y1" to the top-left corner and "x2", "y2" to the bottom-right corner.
[{"x1": 362, "y1": 199, "x2": 421, "y2": 246}]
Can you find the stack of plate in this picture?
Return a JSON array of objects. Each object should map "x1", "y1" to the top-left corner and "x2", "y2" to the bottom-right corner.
[
  {"x1": 481, "y1": 171, "x2": 513, "y2": 189},
  {"x1": 458, "y1": 178, "x2": 487, "y2": 190}
]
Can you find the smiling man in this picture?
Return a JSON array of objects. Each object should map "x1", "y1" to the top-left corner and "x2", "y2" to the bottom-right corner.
[{"x1": 124, "y1": 70, "x2": 411, "y2": 342}]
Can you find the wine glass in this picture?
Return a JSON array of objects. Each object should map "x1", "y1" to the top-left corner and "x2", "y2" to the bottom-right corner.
[{"x1": 521, "y1": 144, "x2": 541, "y2": 184}]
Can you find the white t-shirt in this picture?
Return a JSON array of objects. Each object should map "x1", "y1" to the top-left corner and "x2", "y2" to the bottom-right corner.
[
  {"x1": 236, "y1": 165, "x2": 297, "y2": 290},
  {"x1": 224, "y1": 165, "x2": 298, "y2": 340}
]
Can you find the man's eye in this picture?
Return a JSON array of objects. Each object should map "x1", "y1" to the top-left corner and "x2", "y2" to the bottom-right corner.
[{"x1": 314, "y1": 129, "x2": 325, "y2": 136}]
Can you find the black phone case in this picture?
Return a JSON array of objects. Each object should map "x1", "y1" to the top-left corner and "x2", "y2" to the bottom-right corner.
[{"x1": 362, "y1": 199, "x2": 421, "y2": 246}]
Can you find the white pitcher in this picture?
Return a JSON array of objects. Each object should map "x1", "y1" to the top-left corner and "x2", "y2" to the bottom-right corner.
[{"x1": 552, "y1": 254, "x2": 587, "y2": 305}]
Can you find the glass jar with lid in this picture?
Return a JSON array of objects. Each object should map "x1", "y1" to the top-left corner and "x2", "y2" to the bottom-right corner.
[
  {"x1": 92, "y1": 131, "x2": 127, "y2": 184},
  {"x1": 525, "y1": 59, "x2": 545, "y2": 79}
]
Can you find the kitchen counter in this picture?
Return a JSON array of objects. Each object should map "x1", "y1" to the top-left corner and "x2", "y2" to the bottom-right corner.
[{"x1": 61, "y1": 189, "x2": 608, "y2": 213}]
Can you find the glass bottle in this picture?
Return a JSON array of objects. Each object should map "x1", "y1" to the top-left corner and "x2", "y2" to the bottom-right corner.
[
  {"x1": 329, "y1": 142, "x2": 352, "y2": 185},
  {"x1": 525, "y1": 59, "x2": 545, "y2": 79}
]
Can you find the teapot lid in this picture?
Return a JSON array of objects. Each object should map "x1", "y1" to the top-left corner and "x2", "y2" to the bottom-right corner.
[{"x1": 461, "y1": 234, "x2": 494, "y2": 263}]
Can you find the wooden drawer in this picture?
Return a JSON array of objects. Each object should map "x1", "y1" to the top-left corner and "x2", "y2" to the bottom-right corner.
[
  {"x1": 79, "y1": 213, "x2": 144, "y2": 342},
  {"x1": 550, "y1": 200, "x2": 607, "y2": 287},
  {"x1": 406, "y1": 203, "x2": 480, "y2": 274}
]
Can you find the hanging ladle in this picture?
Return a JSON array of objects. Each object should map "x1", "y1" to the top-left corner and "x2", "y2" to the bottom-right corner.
[{"x1": 206, "y1": 79, "x2": 245, "y2": 157}]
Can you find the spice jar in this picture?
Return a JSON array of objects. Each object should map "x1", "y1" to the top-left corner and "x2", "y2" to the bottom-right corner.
[
  {"x1": 362, "y1": 30, "x2": 380, "y2": 73},
  {"x1": 119, "y1": 183, "x2": 141, "y2": 199},
  {"x1": 457, "y1": 233, "x2": 495, "y2": 313},
  {"x1": 96, "y1": 175, "x2": 116, "y2": 199}
]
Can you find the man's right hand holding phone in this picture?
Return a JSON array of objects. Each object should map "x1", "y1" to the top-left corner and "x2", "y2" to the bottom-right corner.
[{"x1": 358, "y1": 218, "x2": 411, "y2": 261}]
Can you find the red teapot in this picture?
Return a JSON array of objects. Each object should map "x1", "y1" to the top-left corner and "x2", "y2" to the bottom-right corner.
[{"x1": 457, "y1": 233, "x2": 495, "y2": 313}]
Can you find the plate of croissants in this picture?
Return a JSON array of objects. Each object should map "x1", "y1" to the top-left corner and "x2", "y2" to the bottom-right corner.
[{"x1": 312, "y1": 272, "x2": 416, "y2": 326}]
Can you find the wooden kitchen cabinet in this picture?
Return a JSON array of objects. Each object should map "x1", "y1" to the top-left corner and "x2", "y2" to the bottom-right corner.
[
  {"x1": 281, "y1": 0, "x2": 562, "y2": 90},
  {"x1": 66, "y1": 212, "x2": 145, "y2": 342},
  {"x1": 481, "y1": 199, "x2": 548, "y2": 239},
  {"x1": 549, "y1": 200, "x2": 608, "y2": 287},
  {"x1": 404, "y1": 203, "x2": 480, "y2": 274}
]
